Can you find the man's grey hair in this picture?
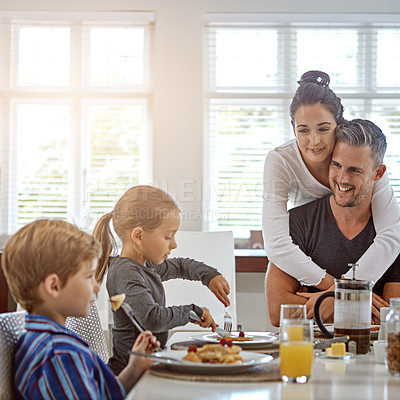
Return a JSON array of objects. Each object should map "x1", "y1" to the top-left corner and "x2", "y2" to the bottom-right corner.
[{"x1": 335, "y1": 119, "x2": 387, "y2": 167}]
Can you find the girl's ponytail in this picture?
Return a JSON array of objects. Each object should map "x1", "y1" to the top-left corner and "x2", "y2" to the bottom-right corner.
[{"x1": 93, "y1": 212, "x2": 117, "y2": 284}]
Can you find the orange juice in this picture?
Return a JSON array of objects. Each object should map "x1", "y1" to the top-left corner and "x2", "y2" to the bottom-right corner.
[
  {"x1": 280, "y1": 342, "x2": 313, "y2": 379},
  {"x1": 287, "y1": 325, "x2": 304, "y2": 341}
]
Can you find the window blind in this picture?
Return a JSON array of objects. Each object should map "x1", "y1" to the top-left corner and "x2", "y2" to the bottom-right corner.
[
  {"x1": 0, "y1": 13, "x2": 153, "y2": 235},
  {"x1": 206, "y1": 19, "x2": 400, "y2": 238}
]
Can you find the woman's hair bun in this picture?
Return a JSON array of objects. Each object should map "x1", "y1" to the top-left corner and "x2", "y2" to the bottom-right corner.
[{"x1": 298, "y1": 70, "x2": 330, "y2": 88}]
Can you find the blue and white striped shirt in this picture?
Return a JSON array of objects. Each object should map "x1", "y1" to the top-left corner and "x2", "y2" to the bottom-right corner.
[{"x1": 15, "y1": 314, "x2": 125, "y2": 399}]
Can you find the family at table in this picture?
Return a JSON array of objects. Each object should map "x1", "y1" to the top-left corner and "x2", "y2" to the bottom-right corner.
[{"x1": 2, "y1": 70, "x2": 400, "y2": 399}]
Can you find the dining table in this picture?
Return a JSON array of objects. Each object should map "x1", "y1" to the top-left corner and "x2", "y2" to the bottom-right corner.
[{"x1": 126, "y1": 330, "x2": 400, "y2": 400}]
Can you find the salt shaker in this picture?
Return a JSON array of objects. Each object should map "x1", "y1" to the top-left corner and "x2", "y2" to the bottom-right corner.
[
  {"x1": 378, "y1": 307, "x2": 391, "y2": 341},
  {"x1": 386, "y1": 298, "x2": 400, "y2": 376}
]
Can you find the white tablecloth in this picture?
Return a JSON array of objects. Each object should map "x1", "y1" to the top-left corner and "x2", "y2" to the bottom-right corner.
[{"x1": 126, "y1": 331, "x2": 400, "y2": 400}]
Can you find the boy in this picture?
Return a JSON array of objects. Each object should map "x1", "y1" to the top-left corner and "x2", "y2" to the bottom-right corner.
[{"x1": 1, "y1": 219, "x2": 159, "y2": 399}]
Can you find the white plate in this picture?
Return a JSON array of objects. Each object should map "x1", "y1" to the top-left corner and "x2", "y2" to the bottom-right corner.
[
  {"x1": 314, "y1": 324, "x2": 379, "y2": 340},
  {"x1": 190, "y1": 332, "x2": 278, "y2": 348},
  {"x1": 153, "y1": 349, "x2": 273, "y2": 374},
  {"x1": 317, "y1": 352, "x2": 355, "y2": 360}
]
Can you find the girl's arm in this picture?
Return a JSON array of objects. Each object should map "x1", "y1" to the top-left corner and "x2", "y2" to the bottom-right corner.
[
  {"x1": 158, "y1": 258, "x2": 230, "y2": 306},
  {"x1": 343, "y1": 172, "x2": 400, "y2": 281},
  {"x1": 122, "y1": 274, "x2": 204, "y2": 333},
  {"x1": 158, "y1": 257, "x2": 221, "y2": 286},
  {"x1": 263, "y1": 150, "x2": 334, "y2": 288}
]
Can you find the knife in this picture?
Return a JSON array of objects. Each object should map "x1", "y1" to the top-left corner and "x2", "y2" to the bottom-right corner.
[
  {"x1": 189, "y1": 310, "x2": 231, "y2": 337},
  {"x1": 189, "y1": 310, "x2": 205, "y2": 324},
  {"x1": 129, "y1": 350, "x2": 188, "y2": 364},
  {"x1": 215, "y1": 326, "x2": 231, "y2": 337},
  {"x1": 314, "y1": 335, "x2": 350, "y2": 350}
]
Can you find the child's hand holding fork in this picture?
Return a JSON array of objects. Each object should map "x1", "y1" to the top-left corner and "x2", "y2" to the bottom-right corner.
[{"x1": 208, "y1": 275, "x2": 230, "y2": 307}]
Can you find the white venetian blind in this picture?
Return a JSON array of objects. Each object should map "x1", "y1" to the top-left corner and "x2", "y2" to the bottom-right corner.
[
  {"x1": 205, "y1": 18, "x2": 400, "y2": 238},
  {"x1": 0, "y1": 12, "x2": 153, "y2": 235}
]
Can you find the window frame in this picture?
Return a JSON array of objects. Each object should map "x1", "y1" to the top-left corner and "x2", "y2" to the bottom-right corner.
[{"x1": 0, "y1": 11, "x2": 154, "y2": 235}]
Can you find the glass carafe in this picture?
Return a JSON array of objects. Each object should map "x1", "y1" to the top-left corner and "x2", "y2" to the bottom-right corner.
[{"x1": 314, "y1": 279, "x2": 373, "y2": 354}]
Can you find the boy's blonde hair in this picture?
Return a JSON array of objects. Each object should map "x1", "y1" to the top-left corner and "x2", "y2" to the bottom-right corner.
[
  {"x1": 93, "y1": 185, "x2": 180, "y2": 283},
  {"x1": 1, "y1": 219, "x2": 102, "y2": 313}
]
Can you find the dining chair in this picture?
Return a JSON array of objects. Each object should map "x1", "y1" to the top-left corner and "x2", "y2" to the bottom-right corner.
[
  {"x1": 65, "y1": 300, "x2": 110, "y2": 363},
  {"x1": 0, "y1": 310, "x2": 26, "y2": 399},
  {"x1": 163, "y1": 230, "x2": 237, "y2": 332},
  {"x1": 96, "y1": 276, "x2": 113, "y2": 352}
]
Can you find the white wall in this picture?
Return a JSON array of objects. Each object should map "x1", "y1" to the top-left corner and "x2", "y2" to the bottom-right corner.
[{"x1": 2, "y1": 0, "x2": 400, "y2": 328}]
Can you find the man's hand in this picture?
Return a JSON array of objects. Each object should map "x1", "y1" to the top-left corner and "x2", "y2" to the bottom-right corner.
[
  {"x1": 297, "y1": 291, "x2": 334, "y2": 321},
  {"x1": 372, "y1": 293, "x2": 390, "y2": 324},
  {"x1": 208, "y1": 275, "x2": 230, "y2": 307}
]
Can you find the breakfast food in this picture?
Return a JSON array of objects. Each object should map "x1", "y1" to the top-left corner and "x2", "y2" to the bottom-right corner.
[
  {"x1": 183, "y1": 343, "x2": 243, "y2": 364},
  {"x1": 110, "y1": 293, "x2": 126, "y2": 311},
  {"x1": 220, "y1": 331, "x2": 254, "y2": 342},
  {"x1": 325, "y1": 342, "x2": 346, "y2": 356}
]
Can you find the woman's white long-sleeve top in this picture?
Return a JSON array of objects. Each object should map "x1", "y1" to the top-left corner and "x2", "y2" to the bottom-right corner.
[{"x1": 262, "y1": 139, "x2": 400, "y2": 285}]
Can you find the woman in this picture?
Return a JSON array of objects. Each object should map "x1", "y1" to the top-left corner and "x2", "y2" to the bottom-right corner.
[{"x1": 262, "y1": 70, "x2": 400, "y2": 290}]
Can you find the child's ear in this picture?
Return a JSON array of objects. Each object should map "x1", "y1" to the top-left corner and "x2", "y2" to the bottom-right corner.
[
  {"x1": 130, "y1": 227, "x2": 144, "y2": 245},
  {"x1": 43, "y1": 273, "x2": 62, "y2": 298}
]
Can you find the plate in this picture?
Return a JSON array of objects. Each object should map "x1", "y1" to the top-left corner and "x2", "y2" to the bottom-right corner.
[
  {"x1": 152, "y1": 349, "x2": 273, "y2": 374},
  {"x1": 317, "y1": 352, "x2": 355, "y2": 360},
  {"x1": 314, "y1": 324, "x2": 379, "y2": 340},
  {"x1": 190, "y1": 332, "x2": 278, "y2": 348}
]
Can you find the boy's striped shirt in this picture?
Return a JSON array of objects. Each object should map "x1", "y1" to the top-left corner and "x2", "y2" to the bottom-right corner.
[{"x1": 15, "y1": 314, "x2": 125, "y2": 400}]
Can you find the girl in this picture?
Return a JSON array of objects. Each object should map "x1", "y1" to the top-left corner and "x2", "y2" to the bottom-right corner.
[
  {"x1": 93, "y1": 185, "x2": 230, "y2": 374},
  {"x1": 262, "y1": 70, "x2": 400, "y2": 291}
]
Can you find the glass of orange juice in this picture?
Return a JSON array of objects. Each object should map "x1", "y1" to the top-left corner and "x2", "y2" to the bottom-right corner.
[
  {"x1": 280, "y1": 319, "x2": 314, "y2": 383},
  {"x1": 280, "y1": 304, "x2": 306, "y2": 322},
  {"x1": 279, "y1": 304, "x2": 307, "y2": 335}
]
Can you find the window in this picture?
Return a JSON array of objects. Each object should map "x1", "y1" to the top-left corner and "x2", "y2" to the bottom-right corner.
[
  {"x1": 205, "y1": 15, "x2": 400, "y2": 237},
  {"x1": 0, "y1": 12, "x2": 153, "y2": 235}
]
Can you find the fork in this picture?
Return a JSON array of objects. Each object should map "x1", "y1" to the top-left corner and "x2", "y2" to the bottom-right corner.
[
  {"x1": 223, "y1": 308, "x2": 233, "y2": 333},
  {"x1": 118, "y1": 302, "x2": 163, "y2": 352}
]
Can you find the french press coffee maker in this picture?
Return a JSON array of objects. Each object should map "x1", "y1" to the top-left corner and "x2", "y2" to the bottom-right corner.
[{"x1": 314, "y1": 265, "x2": 373, "y2": 354}]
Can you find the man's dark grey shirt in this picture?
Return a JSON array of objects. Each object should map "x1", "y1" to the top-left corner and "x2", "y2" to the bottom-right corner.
[{"x1": 289, "y1": 195, "x2": 400, "y2": 294}]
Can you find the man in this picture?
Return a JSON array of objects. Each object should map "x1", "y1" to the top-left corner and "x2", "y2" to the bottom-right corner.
[{"x1": 266, "y1": 119, "x2": 400, "y2": 327}]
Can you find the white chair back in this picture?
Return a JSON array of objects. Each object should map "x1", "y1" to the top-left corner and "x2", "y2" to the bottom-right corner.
[
  {"x1": 65, "y1": 300, "x2": 109, "y2": 363},
  {"x1": 0, "y1": 311, "x2": 26, "y2": 400},
  {"x1": 163, "y1": 231, "x2": 237, "y2": 331}
]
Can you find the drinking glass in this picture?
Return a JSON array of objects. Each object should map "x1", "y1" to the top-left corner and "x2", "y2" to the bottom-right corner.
[
  {"x1": 280, "y1": 319, "x2": 314, "y2": 383},
  {"x1": 280, "y1": 304, "x2": 307, "y2": 324}
]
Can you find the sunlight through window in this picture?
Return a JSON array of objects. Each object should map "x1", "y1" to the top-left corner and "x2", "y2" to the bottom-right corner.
[{"x1": 18, "y1": 27, "x2": 70, "y2": 86}]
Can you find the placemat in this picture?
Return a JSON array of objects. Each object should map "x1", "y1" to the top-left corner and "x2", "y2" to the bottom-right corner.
[
  {"x1": 171, "y1": 340, "x2": 280, "y2": 353},
  {"x1": 149, "y1": 362, "x2": 281, "y2": 382}
]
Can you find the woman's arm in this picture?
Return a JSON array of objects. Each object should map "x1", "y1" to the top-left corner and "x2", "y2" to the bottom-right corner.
[
  {"x1": 343, "y1": 172, "x2": 400, "y2": 281},
  {"x1": 263, "y1": 149, "x2": 334, "y2": 288}
]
